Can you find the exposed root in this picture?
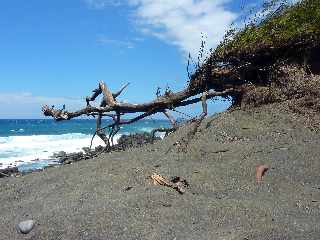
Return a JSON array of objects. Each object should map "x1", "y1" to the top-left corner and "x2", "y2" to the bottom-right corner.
[{"x1": 170, "y1": 91, "x2": 209, "y2": 153}]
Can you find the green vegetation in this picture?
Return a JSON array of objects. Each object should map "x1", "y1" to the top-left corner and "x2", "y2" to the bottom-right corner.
[{"x1": 216, "y1": 0, "x2": 320, "y2": 57}]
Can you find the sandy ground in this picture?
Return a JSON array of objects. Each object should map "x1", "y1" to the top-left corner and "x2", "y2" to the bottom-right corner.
[{"x1": 1, "y1": 102, "x2": 320, "y2": 240}]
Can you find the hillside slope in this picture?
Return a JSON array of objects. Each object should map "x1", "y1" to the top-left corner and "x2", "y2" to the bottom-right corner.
[{"x1": 1, "y1": 102, "x2": 320, "y2": 239}]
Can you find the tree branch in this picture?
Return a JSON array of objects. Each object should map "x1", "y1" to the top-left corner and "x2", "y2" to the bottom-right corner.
[
  {"x1": 43, "y1": 63, "x2": 240, "y2": 147},
  {"x1": 113, "y1": 83, "x2": 130, "y2": 99},
  {"x1": 99, "y1": 81, "x2": 116, "y2": 107}
]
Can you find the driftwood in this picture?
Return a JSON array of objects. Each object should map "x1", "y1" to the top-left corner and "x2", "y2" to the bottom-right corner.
[
  {"x1": 42, "y1": 85, "x2": 236, "y2": 148},
  {"x1": 43, "y1": 62, "x2": 242, "y2": 148},
  {"x1": 149, "y1": 173, "x2": 189, "y2": 194}
]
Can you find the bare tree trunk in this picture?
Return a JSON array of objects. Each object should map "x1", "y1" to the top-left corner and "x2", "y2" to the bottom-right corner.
[{"x1": 42, "y1": 66, "x2": 241, "y2": 147}]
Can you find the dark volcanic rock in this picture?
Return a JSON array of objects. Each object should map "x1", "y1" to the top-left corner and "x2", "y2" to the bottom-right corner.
[
  {"x1": 51, "y1": 133, "x2": 160, "y2": 166},
  {"x1": 0, "y1": 167, "x2": 19, "y2": 178},
  {"x1": 112, "y1": 133, "x2": 160, "y2": 151},
  {"x1": 82, "y1": 147, "x2": 91, "y2": 154},
  {"x1": 52, "y1": 151, "x2": 67, "y2": 158},
  {"x1": 95, "y1": 145, "x2": 104, "y2": 152},
  {"x1": 58, "y1": 152, "x2": 84, "y2": 164}
]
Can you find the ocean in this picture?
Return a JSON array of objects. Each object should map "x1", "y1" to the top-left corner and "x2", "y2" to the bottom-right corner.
[{"x1": 0, "y1": 119, "x2": 171, "y2": 172}]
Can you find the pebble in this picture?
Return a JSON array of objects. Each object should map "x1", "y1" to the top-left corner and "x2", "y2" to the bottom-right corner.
[{"x1": 17, "y1": 220, "x2": 35, "y2": 234}]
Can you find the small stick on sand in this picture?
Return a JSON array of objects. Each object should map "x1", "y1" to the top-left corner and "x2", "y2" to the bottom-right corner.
[{"x1": 148, "y1": 173, "x2": 189, "y2": 194}]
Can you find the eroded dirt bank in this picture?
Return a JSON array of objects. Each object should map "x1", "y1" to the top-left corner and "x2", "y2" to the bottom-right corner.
[{"x1": 1, "y1": 102, "x2": 320, "y2": 240}]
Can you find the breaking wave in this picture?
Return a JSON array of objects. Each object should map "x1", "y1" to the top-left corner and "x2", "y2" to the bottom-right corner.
[{"x1": 0, "y1": 133, "x2": 121, "y2": 170}]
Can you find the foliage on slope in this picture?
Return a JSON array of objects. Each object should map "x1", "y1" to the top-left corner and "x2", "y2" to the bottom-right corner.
[
  {"x1": 187, "y1": 0, "x2": 320, "y2": 110},
  {"x1": 216, "y1": 0, "x2": 320, "y2": 59}
]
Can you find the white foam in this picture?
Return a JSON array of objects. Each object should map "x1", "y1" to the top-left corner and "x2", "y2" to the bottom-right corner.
[
  {"x1": 155, "y1": 132, "x2": 166, "y2": 139},
  {"x1": 0, "y1": 133, "x2": 120, "y2": 169},
  {"x1": 139, "y1": 127, "x2": 155, "y2": 133}
]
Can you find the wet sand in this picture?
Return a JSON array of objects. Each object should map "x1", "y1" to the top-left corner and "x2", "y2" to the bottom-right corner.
[{"x1": 1, "y1": 102, "x2": 320, "y2": 239}]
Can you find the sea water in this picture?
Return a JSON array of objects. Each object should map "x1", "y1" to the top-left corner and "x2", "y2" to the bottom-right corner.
[{"x1": 0, "y1": 119, "x2": 170, "y2": 171}]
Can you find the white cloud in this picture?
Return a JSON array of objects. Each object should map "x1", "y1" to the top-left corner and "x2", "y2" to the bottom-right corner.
[
  {"x1": 85, "y1": 0, "x2": 237, "y2": 58},
  {"x1": 96, "y1": 35, "x2": 135, "y2": 49},
  {"x1": 0, "y1": 92, "x2": 84, "y2": 118},
  {"x1": 84, "y1": 0, "x2": 123, "y2": 9},
  {"x1": 128, "y1": 0, "x2": 237, "y2": 57},
  {"x1": 0, "y1": 92, "x2": 82, "y2": 106}
]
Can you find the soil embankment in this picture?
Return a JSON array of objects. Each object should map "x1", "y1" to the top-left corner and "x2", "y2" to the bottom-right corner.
[{"x1": 1, "y1": 102, "x2": 320, "y2": 239}]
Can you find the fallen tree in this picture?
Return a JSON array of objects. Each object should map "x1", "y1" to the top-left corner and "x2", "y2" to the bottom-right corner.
[
  {"x1": 42, "y1": 76, "x2": 240, "y2": 149},
  {"x1": 42, "y1": 0, "x2": 320, "y2": 150}
]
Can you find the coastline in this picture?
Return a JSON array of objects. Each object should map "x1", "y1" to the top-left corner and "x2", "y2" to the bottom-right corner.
[
  {"x1": 0, "y1": 119, "x2": 170, "y2": 173},
  {"x1": 0, "y1": 132, "x2": 161, "y2": 177},
  {"x1": 1, "y1": 102, "x2": 320, "y2": 239}
]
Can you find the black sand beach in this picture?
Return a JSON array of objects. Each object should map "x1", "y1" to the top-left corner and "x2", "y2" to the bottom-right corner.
[{"x1": 1, "y1": 102, "x2": 320, "y2": 239}]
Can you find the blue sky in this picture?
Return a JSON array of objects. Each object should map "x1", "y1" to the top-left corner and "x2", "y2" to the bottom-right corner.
[{"x1": 0, "y1": 0, "x2": 260, "y2": 118}]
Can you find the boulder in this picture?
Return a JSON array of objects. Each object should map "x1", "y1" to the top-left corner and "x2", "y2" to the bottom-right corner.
[{"x1": 0, "y1": 167, "x2": 18, "y2": 178}]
